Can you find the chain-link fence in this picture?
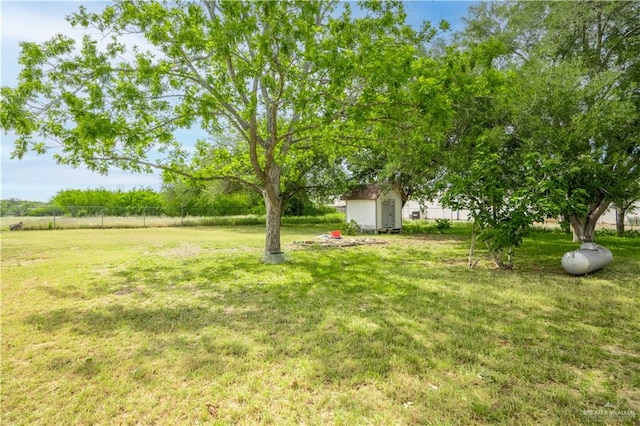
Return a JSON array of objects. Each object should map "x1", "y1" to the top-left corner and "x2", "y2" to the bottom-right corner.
[
  {"x1": 1, "y1": 205, "x2": 211, "y2": 230},
  {"x1": 1, "y1": 204, "x2": 344, "y2": 230}
]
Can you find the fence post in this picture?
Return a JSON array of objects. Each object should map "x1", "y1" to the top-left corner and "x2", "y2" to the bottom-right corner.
[{"x1": 143, "y1": 206, "x2": 146, "y2": 227}]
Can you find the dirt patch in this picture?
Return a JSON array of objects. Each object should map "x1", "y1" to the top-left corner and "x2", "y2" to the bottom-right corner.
[
  {"x1": 5, "y1": 258, "x2": 47, "y2": 267},
  {"x1": 113, "y1": 286, "x2": 138, "y2": 296},
  {"x1": 290, "y1": 238, "x2": 388, "y2": 249},
  {"x1": 162, "y1": 245, "x2": 204, "y2": 258},
  {"x1": 603, "y1": 345, "x2": 640, "y2": 359}
]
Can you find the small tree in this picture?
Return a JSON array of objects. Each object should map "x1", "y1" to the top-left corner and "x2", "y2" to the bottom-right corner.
[
  {"x1": 435, "y1": 45, "x2": 560, "y2": 269},
  {"x1": 442, "y1": 132, "x2": 556, "y2": 269}
]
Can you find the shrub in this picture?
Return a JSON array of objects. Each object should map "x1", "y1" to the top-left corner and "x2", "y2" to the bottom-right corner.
[
  {"x1": 435, "y1": 218, "x2": 451, "y2": 232},
  {"x1": 626, "y1": 229, "x2": 640, "y2": 238},
  {"x1": 340, "y1": 219, "x2": 361, "y2": 236},
  {"x1": 28, "y1": 206, "x2": 61, "y2": 217}
]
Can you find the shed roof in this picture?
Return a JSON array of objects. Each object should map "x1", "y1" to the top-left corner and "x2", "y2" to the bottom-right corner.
[{"x1": 342, "y1": 184, "x2": 382, "y2": 200}]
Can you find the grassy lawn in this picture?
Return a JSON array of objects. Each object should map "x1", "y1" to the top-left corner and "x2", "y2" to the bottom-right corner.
[{"x1": 1, "y1": 225, "x2": 639, "y2": 425}]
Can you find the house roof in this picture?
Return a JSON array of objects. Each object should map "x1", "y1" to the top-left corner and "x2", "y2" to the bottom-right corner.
[{"x1": 342, "y1": 184, "x2": 383, "y2": 200}]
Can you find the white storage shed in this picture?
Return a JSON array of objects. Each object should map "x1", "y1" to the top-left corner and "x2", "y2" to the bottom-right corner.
[{"x1": 343, "y1": 184, "x2": 403, "y2": 232}]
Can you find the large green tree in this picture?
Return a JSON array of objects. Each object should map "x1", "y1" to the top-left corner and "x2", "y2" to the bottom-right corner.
[
  {"x1": 0, "y1": 0, "x2": 423, "y2": 261},
  {"x1": 460, "y1": 0, "x2": 640, "y2": 242}
]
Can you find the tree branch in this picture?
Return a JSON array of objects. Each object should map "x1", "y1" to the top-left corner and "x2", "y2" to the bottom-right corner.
[
  {"x1": 172, "y1": 44, "x2": 251, "y2": 133},
  {"x1": 88, "y1": 155, "x2": 263, "y2": 193}
]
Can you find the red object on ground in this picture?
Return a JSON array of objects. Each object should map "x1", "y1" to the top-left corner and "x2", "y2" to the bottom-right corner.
[{"x1": 330, "y1": 230, "x2": 342, "y2": 239}]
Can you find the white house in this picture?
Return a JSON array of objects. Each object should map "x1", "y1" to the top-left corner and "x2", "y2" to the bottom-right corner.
[
  {"x1": 597, "y1": 202, "x2": 640, "y2": 227},
  {"x1": 402, "y1": 200, "x2": 471, "y2": 221},
  {"x1": 401, "y1": 199, "x2": 640, "y2": 229},
  {"x1": 343, "y1": 184, "x2": 403, "y2": 232}
]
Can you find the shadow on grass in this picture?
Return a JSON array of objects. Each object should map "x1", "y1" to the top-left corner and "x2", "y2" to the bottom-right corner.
[{"x1": 24, "y1": 239, "x2": 640, "y2": 423}]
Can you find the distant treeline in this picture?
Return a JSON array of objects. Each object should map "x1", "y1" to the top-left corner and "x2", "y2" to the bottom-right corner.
[
  {"x1": 49, "y1": 188, "x2": 164, "y2": 216},
  {"x1": 1, "y1": 186, "x2": 334, "y2": 217},
  {"x1": 0, "y1": 188, "x2": 163, "y2": 217},
  {"x1": 0, "y1": 199, "x2": 52, "y2": 217}
]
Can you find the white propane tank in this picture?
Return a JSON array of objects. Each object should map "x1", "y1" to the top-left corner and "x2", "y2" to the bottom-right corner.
[{"x1": 561, "y1": 242, "x2": 613, "y2": 275}]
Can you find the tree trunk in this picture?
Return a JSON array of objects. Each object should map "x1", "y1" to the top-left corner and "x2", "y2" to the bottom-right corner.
[
  {"x1": 569, "y1": 199, "x2": 611, "y2": 242},
  {"x1": 264, "y1": 193, "x2": 282, "y2": 251},
  {"x1": 468, "y1": 221, "x2": 479, "y2": 268},
  {"x1": 569, "y1": 215, "x2": 599, "y2": 242},
  {"x1": 485, "y1": 240, "x2": 510, "y2": 270},
  {"x1": 616, "y1": 205, "x2": 626, "y2": 235},
  {"x1": 262, "y1": 159, "x2": 285, "y2": 263}
]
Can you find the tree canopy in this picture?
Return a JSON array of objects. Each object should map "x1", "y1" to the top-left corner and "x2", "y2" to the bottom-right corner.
[
  {"x1": 457, "y1": 0, "x2": 640, "y2": 243},
  {"x1": 1, "y1": 0, "x2": 430, "y2": 261}
]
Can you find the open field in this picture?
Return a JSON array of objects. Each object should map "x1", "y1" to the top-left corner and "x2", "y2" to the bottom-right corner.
[{"x1": 2, "y1": 225, "x2": 639, "y2": 425}]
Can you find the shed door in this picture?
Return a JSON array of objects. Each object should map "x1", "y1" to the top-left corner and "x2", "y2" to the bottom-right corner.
[{"x1": 381, "y1": 199, "x2": 395, "y2": 228}]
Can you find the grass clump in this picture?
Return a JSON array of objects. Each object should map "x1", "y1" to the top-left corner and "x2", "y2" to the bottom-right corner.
[{"x1": 2, "y1": 226, "x2": 639, "y2": 424}]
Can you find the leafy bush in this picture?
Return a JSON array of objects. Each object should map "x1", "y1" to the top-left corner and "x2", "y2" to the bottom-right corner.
[
  {"x1": 52, "y1": 187, "x2": 165, "y2": 217},
  {"x1": 340, "y1": 219, "x2": 361, "y2": 236},
  {"x1": 284, "y1": 193, "x2": 336, "y2": 216},
  {"x1": 27, "y1": 206, "x2": 61, "y2": 217},
  {"x1": 1, "y1": 198, "x2": 50, "y2": 216},
  {"x1": 212, "y1": 192, "x2": 263, "y2": 216},
  {"x1": 435, "y1": 218, "x2": 451, "y2": 232}
]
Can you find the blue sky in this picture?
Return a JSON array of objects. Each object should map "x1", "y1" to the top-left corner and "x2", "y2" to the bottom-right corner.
[{"x1": 0, "y1": 1, "x2": 477, "y2": 202}]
